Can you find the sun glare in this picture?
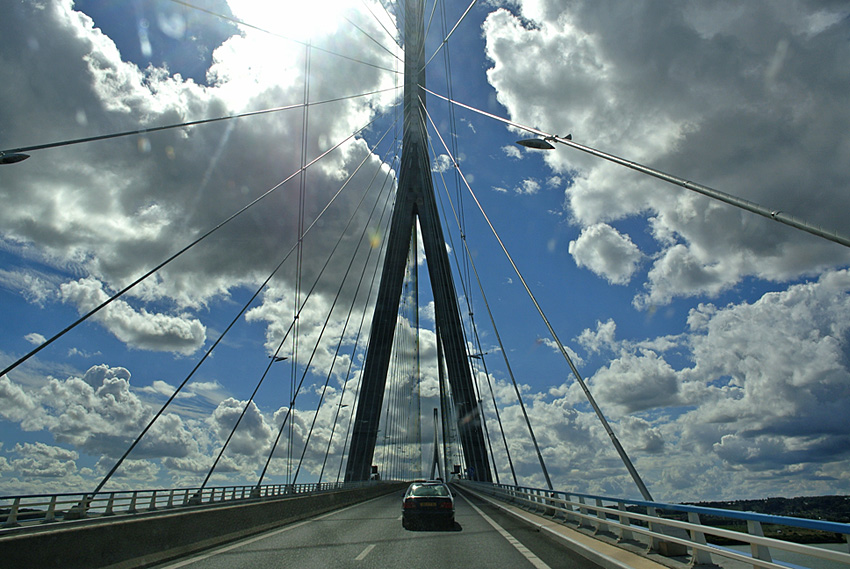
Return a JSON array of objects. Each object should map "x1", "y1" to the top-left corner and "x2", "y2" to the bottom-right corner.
[{"x1": 230, "y1": 0, "x2": 353, "y2": 42}]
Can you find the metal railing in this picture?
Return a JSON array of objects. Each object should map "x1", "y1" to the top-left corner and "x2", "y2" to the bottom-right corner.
[
  {"x1": 0, "y1": 481, "x2": 377, "y2": 529},
  {"x1": 461, "y1": 481, "x2": 850, "y2": 569}
]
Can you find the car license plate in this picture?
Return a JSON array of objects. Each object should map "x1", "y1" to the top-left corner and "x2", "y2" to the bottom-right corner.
[{"x1": 420, "y1": 502, "x2": 436, "y2": 507}]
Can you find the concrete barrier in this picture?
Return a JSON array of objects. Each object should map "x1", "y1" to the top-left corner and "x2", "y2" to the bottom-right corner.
[{"x1": 0, "y1": 482, "x2": 407, "y2": 569}]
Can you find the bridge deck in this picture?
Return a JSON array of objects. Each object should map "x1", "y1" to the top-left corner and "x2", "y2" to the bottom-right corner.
[{"x1": 147, "y1": 488, "x2": 630, "y2": 569}]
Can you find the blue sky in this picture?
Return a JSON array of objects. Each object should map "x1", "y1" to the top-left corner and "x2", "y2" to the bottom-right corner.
[{"x1": 1, "y1": 0, "x2": 850, "y2": 503}]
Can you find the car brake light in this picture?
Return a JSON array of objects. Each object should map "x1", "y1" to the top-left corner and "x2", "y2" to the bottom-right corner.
[
  {"x1": 403, "y1": 500, "x2": 415, "y2": 509},
  {"x1": 440, "y1": 502, "x2": 453, "y2": 509}
]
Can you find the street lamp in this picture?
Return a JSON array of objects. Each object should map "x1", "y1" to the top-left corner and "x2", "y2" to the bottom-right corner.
[
  {"x1": 0, "y1": 152, "x2": 29, "y2": 165},
  {"x1": 516, "y1": 134, "x2": 571, "y2": 150},
  {"x1": 516, "y1": 132, "x2": 850, "y2": 249}
]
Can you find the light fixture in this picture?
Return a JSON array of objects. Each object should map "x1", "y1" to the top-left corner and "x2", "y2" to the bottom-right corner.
[
  {"x1": 516, "y1": 138, "x2": 555, "y2": 150},
  {"x1": 0, "y1": 152, "x2": 30, "y2": 165},
  {"x1": 516, "y1": 134, "x2": 571, "y2": 150}
]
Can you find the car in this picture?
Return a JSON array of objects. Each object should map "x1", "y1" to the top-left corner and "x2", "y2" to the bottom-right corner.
[{"x1": 402, "y1": 481, "x2": 455, "y2": 529}]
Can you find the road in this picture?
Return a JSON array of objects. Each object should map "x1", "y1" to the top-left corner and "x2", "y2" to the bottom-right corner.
[{"x1": 152, "y1": 487, "x2": 603, "y2": 569}]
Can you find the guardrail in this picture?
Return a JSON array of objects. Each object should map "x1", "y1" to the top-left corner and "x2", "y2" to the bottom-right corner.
[
  {"x1": 461, "y1": 481, "x2": 850, "y2": 569},
  {"x1": 0, "y1": 481, "x2": 376, "y2": 529}
]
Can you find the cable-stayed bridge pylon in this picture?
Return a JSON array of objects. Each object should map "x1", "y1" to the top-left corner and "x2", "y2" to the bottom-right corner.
[{"x1": 344, "y1": 0, "x2": 491, "y2": 483}]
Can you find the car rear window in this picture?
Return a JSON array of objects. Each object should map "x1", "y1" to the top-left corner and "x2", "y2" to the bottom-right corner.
[{"x1": 411, "y1": 484, "x2": 449, "y2": 497}]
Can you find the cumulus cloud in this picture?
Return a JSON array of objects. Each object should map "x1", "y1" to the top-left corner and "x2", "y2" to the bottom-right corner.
[
  {"x1": 4, "y1": 0, "x2": 850, "y2": 505},
  {"x1": 589, "y1": 349, "x2": 681, "y2": 414},
  {"x1": 516, "y1": 178, "x2": 541, "y2": 195},
  {"x1": 210, "y1": 398, "x2": 274, "y2": 457},
  {"x1": 24, "y1": 332, "x2": 46, "y2": 345},
  {"x1": 501, "y1": 145, "x2": 522, "y2": 159},
  {"x1": 576, "y1": 318, "x2": 617, "y2": 354},
  {"x1": 0, "y1": 363, "x2": 284, "y2": 491},
  {"x1": 552, "y1": 269, "x2": 850, "y2": 500},
  {"x1": 0, "y1": 0, "x2": 399, "y2": 351},
  {"x1": 432, "y1": 154, "x2": 453, "y2": 173},
  {"x1": 60, "y1": 277, "x2": 206, "y2": 355},
  {"x1": 483, "y1": 1, "x2": 850, "y2": 305},
  {"x1": 11, "y1": 442, "x2": 79, "y2": 478},
  {"x1": 569, "y1": 223, "x2": 642, "y2": 285}
]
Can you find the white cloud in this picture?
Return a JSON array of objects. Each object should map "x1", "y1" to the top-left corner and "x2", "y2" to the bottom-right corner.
[
  {"x1": 588, "y1": 349, "x2": 681, "y2": 414},
  {"x1": 11, "y1": 442, "x2": 79, "y2": 478},
  {"x1": 501, "y1": 145, "x2": 522, "y2": 159},
  {"x1": 516, "y1": 178, "x2": 541, "y2": 195},
  {"x1": 210, "y1": 398, "x2": 274, "y2": 457},
  {"x1": 0, "y1": 0, "x2": 400, "y2": 352},
  {"x1": 484, "y1": 1, "x2": 850, "y2": 305},
  {"x1": 24, "y1": 332, "x2": 46, "y2": 345},
  {"x1": 569, "y1": 223, "x2": 641, "y2": 285},
  {"x1": 535, "y1": 337, "x2": 583, "y2": 367},
  {"x1": 558, "y1": 269, "x2": 850, "y2": 500},
  {"x1": 633, "y1": 244, "x2": 730, "y2": 308},
  {"x1": 60, "y1": 278, "x2": 206, "y2": 355},
  {"x1": 576, "y1": 318, "x2": 617, "y2": 354},
  {"x1": 432, "y1": 154, "x2": 453, "y2": 173}
]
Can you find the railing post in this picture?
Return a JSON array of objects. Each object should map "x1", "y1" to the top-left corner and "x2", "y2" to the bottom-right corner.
[
  {"x1": 561, "y1": 492, "x2": 575, "y2": 522},
  {"x1": 578, "y1": 496, "x2": 593, "y2": 529},
  {"x1": 647, "y1": 506, "x2": 689, "y2": 557},
  {"x1": 43, "y1": 495, "x2": 58, "y2": 523},
  {"x1": 148, "y1": 490, "x2": 158, "y2": 511},
  {"x1": 687, "y1": 511, "x2": 715, "y2": 567},
  {"x1": 647, "y1": 506, "x2": 662, "y2": 552},
  {"x1": 65, "y1": 494, "x2": 91, "y2": 520},
  {"x1": 617, "y1": 501, "x2": 634, "y2": 542},
  {"x1": 128, "y1": 491, "x2": 138, "y2": 513},
  {"x1": 2, "y1": 497, "x2": 21, "y2": 527},
  {"x1": 548, "y1": 491, "x2": 564, "y2": 520},
  {"x1": 594, "y1": 498, "x2": 608, "y2": 535},
  {"x1": 166, "y1": 489, "x2": 175, "y2": 508},
  {"x1": 104, "y1": 492, "x2": 116, "y2": 516},
  {"x1": 747, "y1": 520, "x2": 772, "y2": 565}
]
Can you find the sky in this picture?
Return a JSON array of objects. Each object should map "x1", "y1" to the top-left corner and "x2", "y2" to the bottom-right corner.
[{"x1": 1, "y1": 0, "x2": 849, "y2": 504}]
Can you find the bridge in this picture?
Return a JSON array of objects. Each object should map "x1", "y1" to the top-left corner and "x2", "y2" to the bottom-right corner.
[{"x1": 1, "y1": 0, "x2": 850, "y2": 568}]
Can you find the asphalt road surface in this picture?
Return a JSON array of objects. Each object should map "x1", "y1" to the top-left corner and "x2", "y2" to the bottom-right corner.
[{"x1": 153, "y1": 487, "x2": 603, "y2": 569}]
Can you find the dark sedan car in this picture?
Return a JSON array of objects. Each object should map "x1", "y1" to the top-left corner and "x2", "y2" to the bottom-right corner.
[{"x1": 402, "y1": 481, "x2": 455, "y2": 529}]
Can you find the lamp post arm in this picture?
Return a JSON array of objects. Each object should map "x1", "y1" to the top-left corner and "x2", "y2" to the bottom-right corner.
[{"x1": 545, "y1": 135, "x2": 850, "y2": 249}]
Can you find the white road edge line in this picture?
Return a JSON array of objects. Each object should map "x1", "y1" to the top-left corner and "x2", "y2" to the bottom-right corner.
[
  {"x1": 460, "y1": 493, "x2": 552, "y2": 569},
  {"x1": 355, "y1": 543, "x2": 376, "y2": 561},
  {"x1": 158, "y1": 495, "x2": 388, "y2": 568}
]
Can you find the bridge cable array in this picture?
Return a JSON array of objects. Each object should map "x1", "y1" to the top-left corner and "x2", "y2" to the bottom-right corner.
[
  {"x1": 436, "y1": 0, "x2": 499, "y2": 483},
  {"x1": 423, "y1": 105, "x2": 548, "y2": 489},
  {"x1": 422, "y1": 95, "x2": 649, "y2": 498},
  {"x1": 167, "y1": 0, "x2": 401, "y2": 74},
  {"x1": 2, "y1": 0, "x2": 593, "y2": 494},
  {"x1": 361, "y1": 0, "x2": 404, "y2": 50},
  {"x1": 424, "y1": 87, "x2": 850, "y2": 251},
  {"x1": 193, "y1": 85, "x2": 398, "y2": 491},
  {"x1": 88, "y1": 104, "x2": 401, "y2": 494},
  {"x1": 0, "y1": 89, "x2": 401, "y2": 383},
  {"x1": 428, "y1": 135, "x2": 517, "y2": 486}
]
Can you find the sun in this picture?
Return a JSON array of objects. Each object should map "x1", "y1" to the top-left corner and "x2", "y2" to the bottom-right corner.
[{"x1": 229, "y1": 0, "x2": 352, "y2": 43}]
